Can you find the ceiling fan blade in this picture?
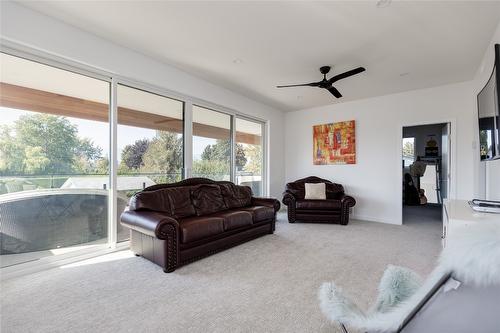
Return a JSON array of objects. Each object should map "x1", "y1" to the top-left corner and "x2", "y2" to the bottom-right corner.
[
  {"x1": 328, "y1": 67, "x2": 366, "y2": 84},
  {"x1": 276, "y1": 81, "x2": 321, "y2": 88},
  {"x1": 327, "y1": 86, "x2": 342, "y2": 98}
]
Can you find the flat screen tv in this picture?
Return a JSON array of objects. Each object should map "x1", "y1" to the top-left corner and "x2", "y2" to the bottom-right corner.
[{"x1": 477, "y1": 43, "x2": 500, "y2": 161}]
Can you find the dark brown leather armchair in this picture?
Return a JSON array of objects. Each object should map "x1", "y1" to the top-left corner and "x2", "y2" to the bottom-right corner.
[{"x1": 282, "y1": 176, "x2": 355, "y2": 225}]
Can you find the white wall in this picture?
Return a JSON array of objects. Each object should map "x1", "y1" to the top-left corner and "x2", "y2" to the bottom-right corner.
[
  {"x1": 285, "y1": 20, "x2": 500, "y2": 224},
  {"x1": 285, "y1": 81, "x2": 475, "y2": 224},
  {"x1": 0, "y1": 2, "x2": 286, "y2": 198},
  {"x1": 473, "y1": 22, "x2": 500, "y2": 201}
]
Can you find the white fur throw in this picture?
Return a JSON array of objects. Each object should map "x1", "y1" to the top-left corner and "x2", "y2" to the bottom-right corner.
[
  {"x1": 318, "y1": 222, "x2": 500, "y2": 332},
  {"x1": 304, "y1": 183, "x2": 326, "y2": 200},
  {"x1": 372, "y1": 265, "x2": 422, "y2": 313}
]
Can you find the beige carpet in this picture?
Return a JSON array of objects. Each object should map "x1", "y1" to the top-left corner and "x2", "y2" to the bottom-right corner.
[{"x1": 1, "y1": 213, "x2": 442, "y2": 333}]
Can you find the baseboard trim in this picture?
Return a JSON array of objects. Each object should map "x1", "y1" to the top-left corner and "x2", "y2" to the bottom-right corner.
[
  {"x1": 351, "y1": 214, "x2": 401, "y2": 225},
  {"x1": 280, "y1": 207, "x2": 401, "y2": 225}
]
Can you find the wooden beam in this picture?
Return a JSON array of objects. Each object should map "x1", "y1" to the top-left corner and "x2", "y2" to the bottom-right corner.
[{"x1": 0, "y1": 82, "x2": 261, "y2": 145}]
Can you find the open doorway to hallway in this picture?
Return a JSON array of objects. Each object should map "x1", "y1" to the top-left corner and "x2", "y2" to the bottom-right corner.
[{"x1": 402, "y1": 122, "x2": 451, "y2": 224}]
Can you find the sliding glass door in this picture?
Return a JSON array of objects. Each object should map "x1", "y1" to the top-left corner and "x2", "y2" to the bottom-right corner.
[
  {"x1": 235, "y1": 118, "x2": 264, "y2": 196},
  {"x1": 0, "y1": 53, "x2": 111, "y2": 267},
  {"x1": 116, "y1": 84, "x2": 184, "y2": 241}
]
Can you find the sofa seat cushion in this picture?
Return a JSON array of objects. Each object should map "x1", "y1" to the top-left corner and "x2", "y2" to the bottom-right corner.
[
  {"x1": 296, "y1": 199, "x2": 341, "y2": 210},
  {"x1": 179, "y1": 216, "x2": 225, "y2": 243},
  {"x1": 239, "y1": 206, "x2": 274, "y2": 222},
  {"x1": 210, "y1": 210, "x2": 253, "y2": 231},
  {"x1": 191, "y1": 184, "x2": 227, "y2": 216},
  {"x1": 295, "y1": 213, "x2": 342, "y2": 222}
]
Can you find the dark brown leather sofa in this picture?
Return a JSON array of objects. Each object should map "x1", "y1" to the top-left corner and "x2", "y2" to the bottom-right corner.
[
  {"x1": 120, "y1": 178, "x2": 280, "y2": 272},
  {"x1": 282, "y1": 176, "x2": 355, "y2": 224}
]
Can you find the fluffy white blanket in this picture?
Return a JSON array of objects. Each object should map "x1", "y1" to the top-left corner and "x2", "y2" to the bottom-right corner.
[{"x1": 318, "y1": 222, "x2": 500, "y2": 332}]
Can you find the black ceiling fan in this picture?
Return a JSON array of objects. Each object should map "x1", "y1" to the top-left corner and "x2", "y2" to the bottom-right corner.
[{"x1": 276, "y1": 66, "x2": 365, "y2": 98}]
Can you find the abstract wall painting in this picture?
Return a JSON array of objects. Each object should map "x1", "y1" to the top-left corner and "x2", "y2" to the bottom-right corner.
[{"x1": 313, "y1": 120, "x2": 356, "y2": 165}]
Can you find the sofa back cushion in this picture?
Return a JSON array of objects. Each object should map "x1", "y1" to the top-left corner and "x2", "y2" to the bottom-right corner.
[
  {"x1": 129, "y1": 186, "x2": 196, "y2": 219},
  {"x1": 219, "y1": 183, "x2": 252, "y2": 209},
  {"x1": 129, "y1": 188, "x2": 172, "y2": 213},
  {"x1": 129, "y1": 179, "x2": 254, "y2": 218},
  {"x1": 191, "y1": 184, "x2": 227, "y2": 216},
  {"x1": 326, "y1": 183, "x2": 345, "y2": 199},
  {"x1": 167, "y1": 187, "x2": 197, "y2": 218},
  {"x1": 286, "y1": 182, "x2": 306, "y2": 199}
]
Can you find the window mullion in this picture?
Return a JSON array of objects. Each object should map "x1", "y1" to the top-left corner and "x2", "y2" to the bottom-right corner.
[
  {"x1": 108, "y1": 78, "x2": 118, "y2": 247},
  {"x1": 184, "y1": 101, "x2": 193, "y2": 179},
  {"x1": 231, "y1": 115, "x2": 236, "y2": 183}
]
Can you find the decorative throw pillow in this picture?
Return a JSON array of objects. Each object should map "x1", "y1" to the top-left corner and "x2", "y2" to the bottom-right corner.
[{"x1": 304, "y1": 183, "x2": 326, "y2": 200}]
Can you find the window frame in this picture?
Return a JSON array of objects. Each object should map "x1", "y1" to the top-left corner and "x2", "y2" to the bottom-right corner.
[
  {"x1": 0, "y1": 50, "x2": 115, "y2": 268},
  {"x1": 234, "y1": 116, "x2": 266, "y2": 196}
]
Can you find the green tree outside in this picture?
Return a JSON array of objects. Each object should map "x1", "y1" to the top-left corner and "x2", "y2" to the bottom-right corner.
[
  {"x1": 0, "y1": 114, "x2": 103, "y2": 175},
  {"x1": 140, "y1": 132, "x2": 183, "y2": 182},
  {"x1": 402, "y1": 140, "x2": 414, "y2": 158},
  {"x1": 120, "y1": 138, "x2": 150, "y2": 170},
  {"x1": 0, "y1": 113, "x2": 259, "y2": 187},
  {"x1": 243, "y1": 144, "x2": 262, "y2": 175},
  {"x1": 201, "y1": 139, "x2": 247, "y2": 170}
]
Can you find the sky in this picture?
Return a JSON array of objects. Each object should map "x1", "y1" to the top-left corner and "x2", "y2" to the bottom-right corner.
[{"x1": 0, "y1": 107, "x2": 215, "y2": 162}]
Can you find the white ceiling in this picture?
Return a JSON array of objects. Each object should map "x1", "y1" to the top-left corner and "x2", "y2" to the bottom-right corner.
[{"x1": 18, "y1": 1, "x2": 500, "y2": 112}]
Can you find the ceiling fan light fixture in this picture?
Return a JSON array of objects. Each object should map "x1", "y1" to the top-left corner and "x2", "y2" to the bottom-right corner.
[{"x1": 276, "y1": 65, "x2": 365, "y2": 99}]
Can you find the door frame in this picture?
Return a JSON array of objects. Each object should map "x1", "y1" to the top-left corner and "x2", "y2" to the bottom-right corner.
[{"x1": 397, "y1": 118, "x2": 457, "y2": 224}]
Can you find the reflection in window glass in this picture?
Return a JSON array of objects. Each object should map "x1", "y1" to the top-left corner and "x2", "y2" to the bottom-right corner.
[
  {"x1": 235, "y1": 118, "x2": 263, "y2": 196},
  {"x1": 0, "y1": 53, "x2": 110, "y2": 267},
  {"x1": 117, "y1": 84, "x2": 184, "y2": 241},
  {"x1": 402, "y1": 137, "x2": 415, "y2": 167},
  {"x1": 479, "y1": 129, "x2": 494, "y2": 160},
  {"x1": 192, "y1": 106, "x2": 231, "y2": 181}
]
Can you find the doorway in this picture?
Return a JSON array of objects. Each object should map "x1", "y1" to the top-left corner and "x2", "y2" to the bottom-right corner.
[{"x1": 402, "y1": 122, "x2": 451, "y2": 224}]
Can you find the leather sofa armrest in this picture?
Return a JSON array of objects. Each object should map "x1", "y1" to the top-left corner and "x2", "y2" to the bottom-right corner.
[
  {"x1": 120, "y1": 210, "x2": 179, "y2": 240},
  {"x1": 282, "y1": 191, "x2": 297, "y2": 207},
  {"x1": 339, "y1": 195, "x2": 356, "y2": 225},
  {"x1": 340, "y1": 195, "x2": 356, "y2": 208},
  {"x1": 251, "y1": 197, "x2": 281, "y2": 213}
]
